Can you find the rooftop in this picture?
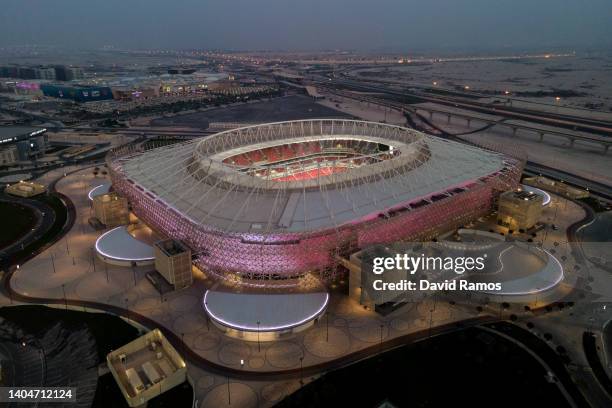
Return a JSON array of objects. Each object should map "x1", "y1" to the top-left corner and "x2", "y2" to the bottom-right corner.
[
  {"x1": 107, "y1": 329, "x2": 186, "y2": 407},
  {"x1": 114, "y1": 119, "x2": 509, "y2": 235},
  {"x1": 203, "y1": 290, "x2": 329, "y2": 332},
  {"x1": 0, "y1": 126, "x2": 46, "y2": 142}
]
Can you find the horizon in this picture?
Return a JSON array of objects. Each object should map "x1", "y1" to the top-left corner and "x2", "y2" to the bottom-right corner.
[{"x1": 1, "y1": 0, "x2": 611, "y2": 52}]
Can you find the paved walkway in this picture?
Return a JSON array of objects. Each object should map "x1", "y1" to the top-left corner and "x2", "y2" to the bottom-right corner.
[{"x1": 3, "y1": 165, "x2": 605, "y2": 407}]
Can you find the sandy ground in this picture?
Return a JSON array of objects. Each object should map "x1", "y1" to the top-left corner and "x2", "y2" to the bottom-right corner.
[
  {"x1": 422, "y1": 113, "x2": 612, "y2": 186},
  {"x1": 348, "y1": 53, "x2": 612, "y2": 114},
  {"x1": 317, "y1": 95, "x2": 407, "y2": 125}
]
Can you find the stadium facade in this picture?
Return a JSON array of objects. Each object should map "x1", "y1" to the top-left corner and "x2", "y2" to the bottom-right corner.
[{"x1": 107, "y1": 119, "x2": 523, "y2": 285}]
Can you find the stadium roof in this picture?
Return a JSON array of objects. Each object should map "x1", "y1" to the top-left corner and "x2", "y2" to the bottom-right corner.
[{"x1": 117, "y1": 120, "x2": 508, "y2": 235}]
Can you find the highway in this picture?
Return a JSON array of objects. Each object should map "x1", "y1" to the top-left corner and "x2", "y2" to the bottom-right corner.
[
  {"x1": 321, "y1": 85, "x2": 612, "y2": 149},
  {"x1": 313, "y1": 82, "x2": 612, "y2": 202},
  {"x1": 318, "y1": 78, "x2": 612, "y2": 137}
]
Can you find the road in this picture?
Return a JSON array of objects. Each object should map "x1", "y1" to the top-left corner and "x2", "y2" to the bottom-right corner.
[{"x1": 320, "y1": 77, "x2": 612, "y2": 136}]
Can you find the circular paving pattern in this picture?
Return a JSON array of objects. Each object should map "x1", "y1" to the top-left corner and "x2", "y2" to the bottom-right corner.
[
  {"x1": 74, "y1": 271, "x2": 127, "y2": 300},
  {"x1": 333, "y1": 299, "x2": 362, "y2": 317},
  {"x1": 248, "y1": 357, "x2": 265, "y2": 369},
  {"x1": 266, "y1": 341, "x2": 303, "y2": 369},
  {"x1": 173, "y1": 314, "x2": 207, "y2": 334},
  {"x1": 132, "y1": 296, "x2": 160, "y2": 312},
  {"x1": 194, "y1": 332, "x2": 221, "y2": 351},
  {"x1": 200, "y1": 382, "x2": 258, "y2": 408},
  {"x1": 168, "y1": 294, "x2": 199, "y2": 313},
  {"x1": 348, "y1": 318, "x2": 389, "y2": 343},
  {"x1": 13, "y1": 255, "x2": 90, "y2": 293},
  {"x1": 303, "y1": 326, "x2": 350, "y2": 358},
  {"x1": 196, "y1": 375, "x2": 215, "y2": 390},
  {"x1": 219, "y1": 342, "x2": 251, "y2": 367},
  {"x1": 261, "y1": 381, "x2": 296, "y2": 403},
  {"x1": 390, "y1": 317, "x2": 413, "y2": 332}
]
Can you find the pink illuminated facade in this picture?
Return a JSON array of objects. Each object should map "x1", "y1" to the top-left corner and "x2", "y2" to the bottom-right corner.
[{"x1": 106, "y1": 120, "x2": 523, "y2": 284}]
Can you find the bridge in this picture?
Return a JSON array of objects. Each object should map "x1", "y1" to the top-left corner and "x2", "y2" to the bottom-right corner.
[{"x1": 319, "y1": 85, "x2": 612, "y2": 153}]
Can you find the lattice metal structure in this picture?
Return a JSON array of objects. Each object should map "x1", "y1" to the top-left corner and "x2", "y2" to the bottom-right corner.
[{"x1": 107, "y1": 119, "x2": 523, "y2": 285}]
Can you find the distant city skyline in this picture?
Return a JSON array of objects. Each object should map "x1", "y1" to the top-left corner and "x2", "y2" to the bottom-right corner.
[{"x1": 1, "y1": 0, "x2": 612, "y2": 52}]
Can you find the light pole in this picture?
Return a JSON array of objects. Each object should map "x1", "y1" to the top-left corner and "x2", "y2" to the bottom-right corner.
[
  {"x1": 61, "y1": 284, "x2": 67, "y2": 310},
  {"x1": 257, "y1": 321, "x2": 261, "y2": 353},
  {"x1": 299, "y1": 356, "x2": 304, "y2": 385},
  {"x1": 326, "y1": 312, "x2": 329, "y2": 342},
  {"x1": 227, "y1": 376, "x2": 231, "y2": 405},
  {"x1": 379, "y1": 324, "x2": 384, "y2": 355},
  {"x1": 131, "y1": 261, "x2": 137, "y2": 286}
]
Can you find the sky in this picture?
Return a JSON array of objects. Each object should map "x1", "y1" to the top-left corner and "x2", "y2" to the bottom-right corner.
[{"x1": 1, "y1": 0, "x2": 611, "y2": 52}]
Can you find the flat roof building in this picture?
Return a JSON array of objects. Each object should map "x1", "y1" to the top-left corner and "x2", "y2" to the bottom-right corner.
[
  {"x1": 154, "y1": 239, "x2": 193, "y2": 290},
  {"x1": 523, "y1": 176, "x2": 589, "y2": 200},
  {"x1": 497, "y1": 190, "x2": 544, "y2": 231},
  {"x1": 5, "y1": 180, "x2": 47, "y2": 198},
  {"x1": 107, "y1": 329, "x2": 187, "y2": 408},
  {"x1": 93, "y1": 192, "x2": 129, "y2": 227}
]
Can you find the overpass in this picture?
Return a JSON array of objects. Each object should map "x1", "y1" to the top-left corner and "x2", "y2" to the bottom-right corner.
[
  {"x1": 320, "y1": 86, "x2": 612, "y2": 153},
  {"x1": 408, "y1": 104, "x2": 612, "y2": 153},
  {"x1": 320, "y1": 78, "x2": 612, "y2": 137}
]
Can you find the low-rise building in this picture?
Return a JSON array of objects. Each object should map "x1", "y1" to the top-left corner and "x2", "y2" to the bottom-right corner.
[
  {"x1": 497, "y1": 190, "x2": 544, "y2": 230},
  {"x1": 107, "y1": 329, "x2": 187, "y2": 408},
  {"x1": 0, "y1": 146, "x2": 19, "y2": 166},
  {"x1": 523, "y1": 176, "x2": 589, "y2": 200},
  {"x1": 154, "y1": 239, "x2": 193, "y2": 290},
  {"x1": 40, "y1": 84, "x2": 113, "y2": 102},
  {"x1": 93, "y1": 192, "x2": 129, "y2": 227},
  {"x1": 5, "y1": 180, "x2": 47, "y2": 197}
]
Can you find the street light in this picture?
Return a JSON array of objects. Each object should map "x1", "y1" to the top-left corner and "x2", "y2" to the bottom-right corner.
[
  {"x1": 299, "y1": 356, "x2": 304, "y2": 385},
  {"x1": 379, "y1": 324, "x2": 384, "y2": 355},
  {"x1": 256, "y1": 321, "x2": 261, "y2": 352},
  {"x1": 61, "y1": 284, "x2": 67, "y2": 310},
  {"x1": 326, "y1": 312, "x2": 329, "y2": 342},
  {"x1": 227, "y1": 376, "x2": 231, "y2": 405}
]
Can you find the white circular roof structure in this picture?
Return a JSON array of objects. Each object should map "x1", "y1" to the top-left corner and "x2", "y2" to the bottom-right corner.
[
  {"x1": 95, "y1": 226, "x2": 155, "y2": 263},
  {"x1": 88, "y1": 182, "x2": 111, "y2": 201},
  {"x1": 520, "y1": 184, "x2": 551, "y2": 206},
  {"x1": 203, "y1": 290, "x2": 329, "y2": 332}
]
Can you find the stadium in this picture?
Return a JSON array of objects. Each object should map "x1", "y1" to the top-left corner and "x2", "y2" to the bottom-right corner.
[{"x1": 106, "y1": 119, "x2": 523, "y2": 286}]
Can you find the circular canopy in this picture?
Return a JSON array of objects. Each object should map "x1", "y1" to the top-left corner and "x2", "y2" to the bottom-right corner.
[
  {"x1": 203, "y1": 290, "x2": 329, "y2": 332},
  {"x1": 88, "y1": 182, "x2": 111, "y2": 201},
  {"x1": 95, "y1": 226, "x2": 154, "y2": 262}
]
